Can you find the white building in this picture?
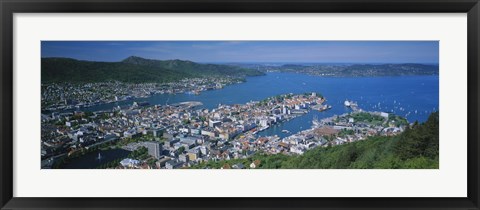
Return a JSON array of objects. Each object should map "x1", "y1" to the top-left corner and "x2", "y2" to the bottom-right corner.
[{"x1": 120, "y1": 158, "x2": 140, "y2": 168}]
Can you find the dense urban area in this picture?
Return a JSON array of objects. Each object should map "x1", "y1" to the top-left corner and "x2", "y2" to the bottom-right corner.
[
  {"x1": 41, "y1": 87, "x2": 420, "y2": 169},
  {"x1": 42, "y1": 77, "x2": 242, "y2": 112}
]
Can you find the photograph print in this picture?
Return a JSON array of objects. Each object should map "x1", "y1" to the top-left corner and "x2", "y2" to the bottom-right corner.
[{"x1": 40, "y1": 41, "x2": 439, "y2": 169}]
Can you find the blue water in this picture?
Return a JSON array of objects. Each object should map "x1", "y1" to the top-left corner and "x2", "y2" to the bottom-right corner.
[
  {"x1": 62, "y1": 149, "x2": 131, "y2": 169},
  {"x1": 81, "y1": 73, "x2": 439, "y2": 138}
]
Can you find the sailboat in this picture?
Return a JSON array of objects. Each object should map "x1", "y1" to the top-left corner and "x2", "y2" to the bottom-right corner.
[
  {"x1": 312, "y1": 115, "x2": 320, "y2": 127},
  {"x1": 165, "y1": 97, "x2": 170, "y2": 106}
]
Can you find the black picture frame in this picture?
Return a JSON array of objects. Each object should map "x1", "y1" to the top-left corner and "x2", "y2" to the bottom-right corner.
[{"x1": 1, "y1": 0, "x2": 479, "y2": 209}]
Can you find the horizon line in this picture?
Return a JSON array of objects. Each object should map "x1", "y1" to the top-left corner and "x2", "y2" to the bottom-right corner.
[{"x1": 41, "y1": 56, "x2": 440, "y2": 65}]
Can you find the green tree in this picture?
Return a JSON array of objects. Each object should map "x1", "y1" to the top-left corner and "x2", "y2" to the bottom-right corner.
[{"x1": 178, "y1": 146, "x2": 185, "y2": 154}]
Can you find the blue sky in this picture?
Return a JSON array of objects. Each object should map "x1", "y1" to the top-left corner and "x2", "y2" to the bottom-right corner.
[{"x1": 41, "y1": 41, "x2": 439, "y2": 64}]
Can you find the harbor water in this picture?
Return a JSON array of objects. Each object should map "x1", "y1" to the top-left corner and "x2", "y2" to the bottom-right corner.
[{"x1": 77, "y1": 72, "x2": 439, "y2": 138}]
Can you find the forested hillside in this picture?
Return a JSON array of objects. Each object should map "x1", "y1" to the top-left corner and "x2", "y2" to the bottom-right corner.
[{"x1": 41, "y1": 56, "x2": 264, "y2": 83}]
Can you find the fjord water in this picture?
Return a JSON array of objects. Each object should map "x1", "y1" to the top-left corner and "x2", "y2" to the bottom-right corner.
[
  {"x1": 83, "y1": 72, "x2": 439, "y2": 138},
  {"x1": 62, "y1": 149, "x2": 131, "y2": 169}
]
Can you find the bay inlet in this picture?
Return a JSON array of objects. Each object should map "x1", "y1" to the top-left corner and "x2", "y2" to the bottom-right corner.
[{"x1": 76, "y1": 72, "x2": 439, "y2": 138}]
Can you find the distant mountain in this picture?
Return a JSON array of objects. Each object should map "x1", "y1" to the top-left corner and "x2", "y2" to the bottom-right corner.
[
  {"x1": 41, "y1": 56, "x2": 265, "y2": 83},
  {"x1": 263, "y1": 63, "x2": 439, "y2": 77},
  {"x1": 339, "y1": 64, "x2": 439, "y2": 76}
]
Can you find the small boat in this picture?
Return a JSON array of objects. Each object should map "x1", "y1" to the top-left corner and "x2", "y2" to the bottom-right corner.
[{"x1": 282, "y1": 130, "x2": 290, "y2": 133}]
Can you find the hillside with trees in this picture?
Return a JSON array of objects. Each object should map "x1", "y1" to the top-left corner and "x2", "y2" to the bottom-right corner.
[{"x1": 41, "y1": 56, "x2": 265, "y2": 83}]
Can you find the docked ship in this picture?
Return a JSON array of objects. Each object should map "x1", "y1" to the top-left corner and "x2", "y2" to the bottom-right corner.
[
  {"x1": 344, "y1": 100, "x2": 360, "y2": 111},
  {"x1": 344, "y1": 100, "x2": 357, "y2": 107}
]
